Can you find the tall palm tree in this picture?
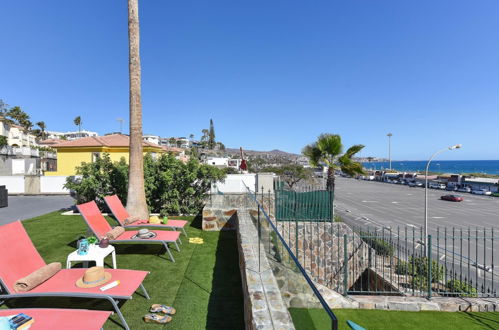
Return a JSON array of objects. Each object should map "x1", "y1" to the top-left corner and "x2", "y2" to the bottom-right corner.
[
  {"x1": 303, "y1": 133, "x2": 365, "y2": 191},
  {"x1": 36, "y1": 121, "x2": 46, "y2": 139},
  {"x1": 126, "y1": 0, "x2": 148, "y2": 218},
  {"x1": 73, "y1": 116, "x2": 82, "y2": 133},
  {"x1": 6, "y1": 106, "x2": 29, "y2": 126}
]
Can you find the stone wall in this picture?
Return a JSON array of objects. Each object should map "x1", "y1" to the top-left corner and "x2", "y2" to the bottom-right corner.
[
  {"x1": 273, "y1": 221, "x2": 370, "y2": 293},
  {"x1": 202, "y1": 208, "x2": 238, "y2": 231},
  {"x1": 202, "y1": 193, "x2": 272, "y2": 231},
  {"x1": 236, "y1": 208, "x2": 295, "y2": 329}
]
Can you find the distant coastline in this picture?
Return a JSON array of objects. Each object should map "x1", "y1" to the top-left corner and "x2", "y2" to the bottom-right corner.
[{"x1": 362, "y1": 160, "x2": 499, "y2": 176}]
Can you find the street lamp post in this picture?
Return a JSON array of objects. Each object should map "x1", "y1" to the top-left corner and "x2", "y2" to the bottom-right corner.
[
  {"x1": 424, "y1": 144, "x2": 461, "y2": 253},
  {"x1": 387, "y1": 133, "x2": 393, "y2": 170}
]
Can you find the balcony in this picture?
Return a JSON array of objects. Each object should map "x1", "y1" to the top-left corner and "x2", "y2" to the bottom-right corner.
[
  {"x1": 0, "y1": 146, "x2": 41, "y2": 157},
  {"x1": 12, "y1": 147, "x2": 39, "y2": 157}
]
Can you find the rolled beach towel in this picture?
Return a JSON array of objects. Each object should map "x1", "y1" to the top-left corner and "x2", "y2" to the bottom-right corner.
[
  {"x1": 124, "y1": 216, "x2": 142, "y2": 225},
  {"x1": 14, "y1": 262, "x2": 61, "y2": 292},
  {"x1": 105, "y1": 226, "x2": 125, "y2": 240}
]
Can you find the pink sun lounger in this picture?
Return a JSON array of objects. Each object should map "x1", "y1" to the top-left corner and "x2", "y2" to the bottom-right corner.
[
  {"x1": 104, "y1": 195, "x2": 188, "y2": 237},
  {"x1": 77, "y1": 201, "x2": 181, "y2": 262},
  {"x1": 0, "y1": 221, "x2": 150, "y2": 330},
  {"x1": 0, "y1": 308, "x2": 112, "y2": 330}
]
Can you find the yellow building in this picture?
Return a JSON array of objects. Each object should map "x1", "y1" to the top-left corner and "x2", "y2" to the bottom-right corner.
[{"x1": 46, "y1": 134, "x2": 175, "y2": 176}]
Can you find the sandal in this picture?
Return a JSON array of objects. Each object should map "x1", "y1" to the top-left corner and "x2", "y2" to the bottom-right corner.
[
  {"x1": 143, "y1": 313, "x2": 172, "y2": 324},
  {"x1": 150, "y1": 304, "x2": 177, "y2": 315}
]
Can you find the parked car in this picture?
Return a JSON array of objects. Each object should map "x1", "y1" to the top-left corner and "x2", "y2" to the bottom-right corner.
[
  {"x1": 429, "y1": 183, "x2": 446, "y2": 189},
  {"x1": 408, "y1": 182, "x2": 416, "y2": 187},
  {"x1": 492, "y1": 192, "x2": 499, "y2": 197},
  {"x1": 471, "y1": 189, "x2": 492, "y2": 196},
  {"x1": 456, "y1": 187, "x2": 471, "y2": 193},
  {"x1": 446, "y1": 186, "x2": 457, "y2": 191},
  {"x1": 441, "y1": 194, "x2": 464, "y2": 202}
]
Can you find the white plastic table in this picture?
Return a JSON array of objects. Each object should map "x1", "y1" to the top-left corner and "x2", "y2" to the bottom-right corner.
[{"x1": 66, "y1": 244, "x2": 116, "y2": 269}]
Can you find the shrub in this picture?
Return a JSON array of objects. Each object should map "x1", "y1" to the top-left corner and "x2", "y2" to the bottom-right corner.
[
  {"x1": 0, "y1": 136, "x2": 7, "y2": 147},
  {"x1": 409, "y1": 256, "x2": 444, "y2": 283},
  {"x1": 65, "y1": 152, "x2": 226, "y2": 215},
  {"x1": 395, "y1": 260, "x2": 409, "y2": 274},
  {"x1": 447, "y1": 279, "x2": 478, "y2": 297},
  {"x1": 361, "y1": 233, "x2": 394, "y2": 256},
  {"x1": 64, "y1": 153, "x2": 128, "y2": 208},
  {"x1": 396, "y1": 256, "x2": 445, "y2": 290}
]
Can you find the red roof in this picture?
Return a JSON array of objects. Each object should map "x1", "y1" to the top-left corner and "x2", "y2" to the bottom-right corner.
[
  {"x1": 53, "y1": 134, "x2": 161, "y2": 149},
  {"x1": 38, "y1": 139, "x2": 64, "y2": 146}
]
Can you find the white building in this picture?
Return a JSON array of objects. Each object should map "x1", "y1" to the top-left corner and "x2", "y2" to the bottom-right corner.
[
  {"x1": 159, "y1": 137, "x2": 191, "y2": 149},
  {"x1": 204, "y1": 157, "x2": 242, "y2": 169},
  {"x1": 0, "y1": 119, "x2": 38, "y2": 147},
  {"x1": 143, "y1": 134, "x2": 160, "y2": 145},
  {"x1": 46, "y1": 130, "x2": 98, "y2": 140}
]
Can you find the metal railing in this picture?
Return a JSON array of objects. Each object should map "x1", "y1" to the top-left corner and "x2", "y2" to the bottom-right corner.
[
  {"x1": 244, "y1": 183, "x2": 339, "y2": 330},
  {"x1": 344, "y1": 225, "x2": 497, "y2": 298},
  {"x1": 260, "y1": 185, "x2": 497, "y2": 298}
]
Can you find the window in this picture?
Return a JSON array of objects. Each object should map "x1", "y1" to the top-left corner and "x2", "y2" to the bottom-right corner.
[{"x1": 92, "y1": 152, "x2": 101, "y2": 162}]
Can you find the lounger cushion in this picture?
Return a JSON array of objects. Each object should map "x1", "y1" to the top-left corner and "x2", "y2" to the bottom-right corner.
[
  {"x1": 0, "y1": 309, "x2": 112, "y2": 330},
  {"x1": 23, "y1": 269, "x2": 148, "y2": 297},
  {"x1": 115, "y1": 229, "x2": 181, "y2": 242}
]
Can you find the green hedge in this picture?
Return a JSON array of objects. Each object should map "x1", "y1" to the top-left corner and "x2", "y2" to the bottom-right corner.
[{"x1": 65, "y1": 152, "x2": 225, "y2": 215}]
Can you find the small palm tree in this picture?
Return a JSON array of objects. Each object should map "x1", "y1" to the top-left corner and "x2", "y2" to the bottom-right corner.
[
  {"x1": 73, "y1": 116, "x2": 82, "y2": 133},
  {"x1": 303, "y1": 133, "x2": 365, "y2": 191},
  {"x1": 36, "y1": 121, "x2": 47, "y2": 139}
]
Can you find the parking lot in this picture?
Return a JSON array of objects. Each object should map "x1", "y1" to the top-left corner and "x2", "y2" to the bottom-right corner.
[
  {"x1": 334, "y1": 176, "x2": 499, "y2": 230},
  {"x1": 334, "y1": 176, "x2": 499, "y2": 292}
]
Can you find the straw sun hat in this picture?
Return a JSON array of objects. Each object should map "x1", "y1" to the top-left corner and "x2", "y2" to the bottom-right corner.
[{"x1": 76, "y1": 266, "x2": 112, "y2": 288}]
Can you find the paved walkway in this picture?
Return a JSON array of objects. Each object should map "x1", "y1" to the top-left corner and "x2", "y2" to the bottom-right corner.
[{"x1": 0, "y1": 195, "x2": 74, "y2": 225}]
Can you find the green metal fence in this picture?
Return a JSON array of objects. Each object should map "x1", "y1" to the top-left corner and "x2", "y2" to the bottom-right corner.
[{"x1": 275, "y1": 187, "x2": 334, "y2": 222}]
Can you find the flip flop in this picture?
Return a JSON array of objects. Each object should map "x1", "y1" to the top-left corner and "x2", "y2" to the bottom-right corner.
[
  {"x1": 150, "y1": 304, "x2": 177, "y2": 315},
  {"x1": 143, "y1": 313, "x2": 172, "y2": 324}
]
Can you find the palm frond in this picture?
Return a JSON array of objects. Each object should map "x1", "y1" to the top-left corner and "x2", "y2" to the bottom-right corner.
[
  {"x1": 302, "y1": 144, "x2": 321, "y2": 167},
  {"x1": 339, "y1": 155, "x2": 365, "y2": 176},
  {"x1": 317, "y1": 134, "x2": 342, "y2": 158},
  {"x1": 344, "y1": 144, "x2": 365, "y2": 158}
]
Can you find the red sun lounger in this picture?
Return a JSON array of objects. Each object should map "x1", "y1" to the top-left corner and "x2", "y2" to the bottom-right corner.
[
  {"x1": 104, "y1": 195, "x2": 188, "y2": 237},
  {"x1": 0, "y1": 221, "x2": 150, "y2": 330},
  {"x1": 77, "y1": 201, "x2": 181, "y2": 262},
  {"x1": 0, "y1": 308, "x2": 112, "y2": 330}
]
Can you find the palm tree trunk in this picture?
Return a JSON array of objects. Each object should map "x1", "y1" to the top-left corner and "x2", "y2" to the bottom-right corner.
[
  {"x1": 126, "y1": 0, "x2": 148, "y2": 218},
  {"x1": 326, "y1": 167, "x2": 335, "y2": 191}
]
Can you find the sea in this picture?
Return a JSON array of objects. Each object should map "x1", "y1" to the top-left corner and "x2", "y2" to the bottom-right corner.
[{"x1": 361, "y1": 160, "x2": 499, "y2": 176}]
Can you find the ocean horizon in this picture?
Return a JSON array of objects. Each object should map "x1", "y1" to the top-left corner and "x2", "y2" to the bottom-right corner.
[{"x1": 362, "y1": 160, "x2": 499, "y2": 175}]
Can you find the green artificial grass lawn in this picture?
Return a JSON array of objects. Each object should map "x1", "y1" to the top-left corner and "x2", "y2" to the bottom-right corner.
[
  {"x1": 5, "y1": 212, "x2": 244, "y2": 329},
  {"x1": 289, "y1": 308, "x2": 499, "y2": 330}
]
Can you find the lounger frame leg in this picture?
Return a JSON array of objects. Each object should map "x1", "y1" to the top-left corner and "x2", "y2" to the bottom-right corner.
[
  {"x1": 107, "y1": 296, "x2": 130, "y2": 330},
  {"x1": 174, "y1": 241, "x2": 180, "y2": 252},
  {"x1": 162, "y1": 242, "x2": 175, "y2": 262},
  {"x1": 182, "y1": 227, "x2": 187, "y2": 237},
  {"x1": 140, "y1": 283, "x2": 150, "y2": 300}
]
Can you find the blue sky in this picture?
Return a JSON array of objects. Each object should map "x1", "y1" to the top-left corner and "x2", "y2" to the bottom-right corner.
[{"x1": 1, "y1": 1, "x2": 498, "y2": 160}]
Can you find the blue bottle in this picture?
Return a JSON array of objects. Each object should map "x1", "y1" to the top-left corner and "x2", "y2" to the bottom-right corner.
[{"x1": 77, "y1": 238, "x2": 89, "y2": 255}]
